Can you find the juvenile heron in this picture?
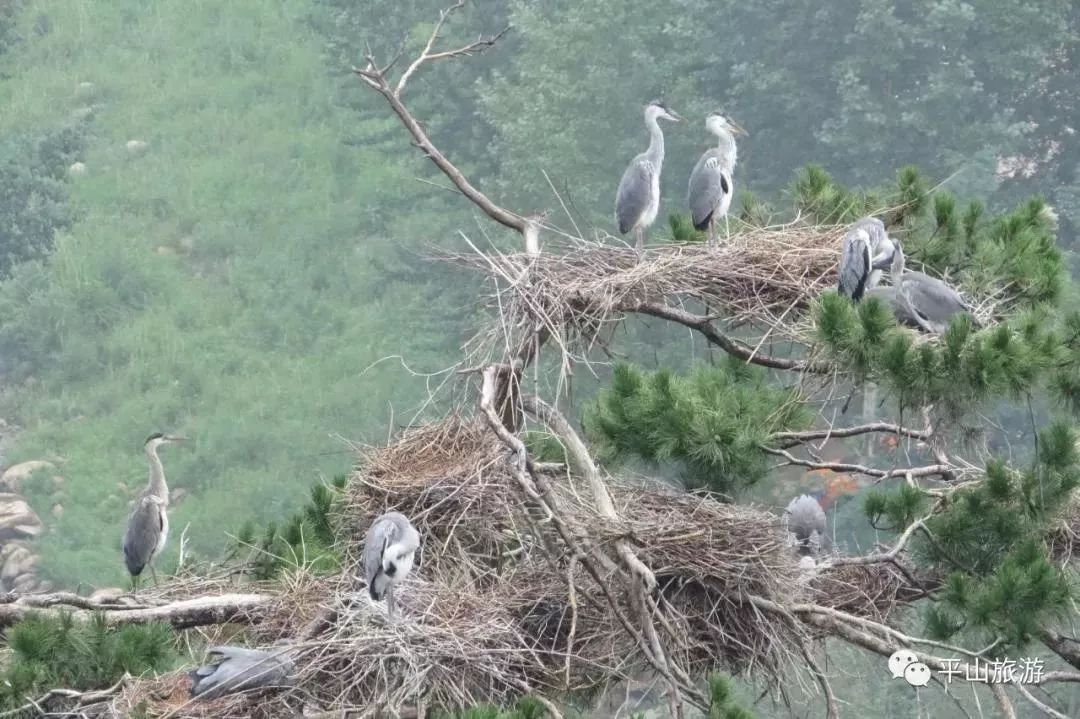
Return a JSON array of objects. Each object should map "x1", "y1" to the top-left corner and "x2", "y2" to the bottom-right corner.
[
  {"x1": 888, "y1": 243, "x2": 974, "y2": 334},
  {"x1": 615, "y1": 100, "x2": 683, "y2": 253},
  {"x1": 783, "y1": 494, "x2": 827, "y2": 556},
  {"x1": 363, "y1": 511, "x2": 420, "y2": 622},
  {"x1": 189, "y1": 644, "x2": 295, "y2": 700},
  {"x1": 837, "y1": 217, "x2": 896, "y2": 300},
  {"x1": 122, "y1": 433, "x2": 186, "y2": 591},
  {"x1": 687, "y1": 111, "x2": 746, "y2": 248}
]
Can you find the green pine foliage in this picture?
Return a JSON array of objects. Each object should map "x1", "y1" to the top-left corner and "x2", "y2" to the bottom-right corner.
[
  {"x1": 583, "y1": 359, "x2": 809, "y2": 494},
  {"x1": 436, "y1": 697, "x2": 547, "y2": 719},
  {"x1": 707, "y1": 674, "x2": 756, "y2": 719},
  {"x1": 0, "y1": 613, "x2": 174, "y2": 709},
  {"x1": 238, "y1": 474, "x2": 347, "y2": 580}
]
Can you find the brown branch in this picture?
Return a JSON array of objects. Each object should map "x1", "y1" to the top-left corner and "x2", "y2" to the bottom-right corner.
[
  {"x1": 760, "y1": 444, "x2": 952, "y2": 481},
  {"x1": 1039, "y1": 628, "x2": 1080, "y2": 671},
  {"x1": 352, "y1": 2, "x2": 533, "y2": 246},
  {"x1": 631, "y1": 302, "x2": 830, "y2": 373},
  {"x1": 0, "y1": 593, "x2": 272, "y2": 630},
  {"x1": 521, "y1": 394, "x2": 656, "y2": 591},
  {"x1": 772, "y1": 422, "x2": 932, "y2": 449}
]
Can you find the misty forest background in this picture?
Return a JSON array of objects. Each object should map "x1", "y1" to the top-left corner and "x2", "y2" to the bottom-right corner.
[{"x1": 0, "y1": 0, "x2": 1077, "y2": 655}]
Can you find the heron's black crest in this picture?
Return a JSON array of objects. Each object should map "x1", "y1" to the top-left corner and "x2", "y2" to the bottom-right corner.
[
  {"x1": 648, "y1": 99, "x2": 671, "y2": 112},
  {"x1": 144, "y1": 432, "x2": 164, "y2": 445}
]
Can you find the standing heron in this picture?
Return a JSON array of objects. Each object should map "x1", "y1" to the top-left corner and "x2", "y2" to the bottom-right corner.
[
  {"x1": 837, "y1": 217, "x2": 896, "y2": 301},
  {"x1": 363, "y1": 511, "x2": 420, "y2": 622},
  {"x1": 615, "y1": 100, "x2": 683, "y2": 253},
  {"x1": 783, "y1": 494, "x2": 827, "y2": 556},
  {"x1": 887, "y1": 243, "x2": 974, "y2": 334},
  {"x1": 687, "y1": 111, "x2": 747, "y2": 248},
  {"x1": 122, "y1": 433, "x2": 186, "y2": 591},
  {"x1": 189, "y1": 643, "x2": 295, "y2": 700}
]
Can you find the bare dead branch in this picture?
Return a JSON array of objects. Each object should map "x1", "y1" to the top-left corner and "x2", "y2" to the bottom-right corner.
[
  {"x1": 760, "y1": 444, "x2": 953, "y2": 481},
  {"x1": 772, "y1": 421, "x2": 932, "y2": 449},
  {"x1": 1039, "y1": 628, "x2": 1080, "y2": 671},
  {"x1": 633, "y1": 301, "x2": 830, "y2": 373},
  {"x1": 0, "y1": 593, "x2": 272, "y2": 630}
]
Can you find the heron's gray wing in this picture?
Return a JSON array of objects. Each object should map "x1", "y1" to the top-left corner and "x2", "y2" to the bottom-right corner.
[
  {"x1": 615, "y1": 155, "x2": 654, "y2": 235},
  {"x1": 189, "y1": 647, "x2": 293, "y2": 700},
  {"x1": 865, "y1": 287, "x2": 925, "y2": 330},
  {"x1": 838, "y1": 229, "x2": 871, "y2": 300},
  {"x1": 785, "y1": 495, "x2": 826, "y2": 544},
  {"x1": 123, "y1": 496, "x2": 162, "y2": 576},
  {"x1": 687, "y1": 152, "x2": 730, "y2": 231},
  {"x1": 905, "y1": 271, "x2": 970, "y2": 327},
  {"x1": 363, "y1": 516, "x2": 399, "y2": 599}
]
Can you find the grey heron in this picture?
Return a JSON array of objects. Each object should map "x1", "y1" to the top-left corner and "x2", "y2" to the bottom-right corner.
[
  {"x1": 615, "y1": 100, "x2": 683, "y2": 253},
  {"x1": 189, "y1": 644, "x2": 295, "y2": 700},
  {"x1": 362, "y1": 511, "x2": 420, "y2": 622},
  {"x1": 888, "y1": 243, "x2": 975, "y2": 334},
  {"x1": 122, "y1": 433, "x2": 186, "y2": 591},
  {"x1": 687, "y1": 112, "x2": 746, "y2": 248},
  {"x1": 783, "y1": 494, "x2": 827, "y2": 556},
  {"x1": 837, "y1": 217, "x2": 896, "y2": 301}
]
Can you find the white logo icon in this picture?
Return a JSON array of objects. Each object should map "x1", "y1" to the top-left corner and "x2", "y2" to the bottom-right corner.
[
  {"x1": 888, "y1": 649, "x2": 919, "y2": 679},
  {"x1": 904, "y1": 662, "x2": 932, "y2": 687}
]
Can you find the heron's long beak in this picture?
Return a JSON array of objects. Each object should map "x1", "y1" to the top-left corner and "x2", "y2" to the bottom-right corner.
[
  {"x1": 165, "y1": 435, "x2": 189, "y2": 443},
  {"x1": 667, "y1": 110, "x2": 684, "y2": 122},
  {"x1": 730, "y1": 119, "x2": 748, "y2": 137}
]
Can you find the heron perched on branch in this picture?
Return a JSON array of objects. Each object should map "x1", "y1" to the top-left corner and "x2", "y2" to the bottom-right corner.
[
  {"x1": 783, "y1": 494, "x2": 827, "y2": 557},
  {"x1": 837, "y1": 217, "x2": 896, "y2": 300},
  {"x1": 615, "y1": 100, "x2": 683, "y2": 253},
  {"x1": 122, "y1": 433, "x2": 186, "y2": 591},
  {"x1": 363, "y1": 511, "x2": 420, "y2": 622},
  {"x1": 687, "y1": 111, "x2": 746, "y2": 248},
  {"x1": 189, "y1": 644, "x2": 295, "y2": 700}
]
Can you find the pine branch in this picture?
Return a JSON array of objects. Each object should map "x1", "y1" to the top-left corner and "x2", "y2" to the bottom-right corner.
[
  {"x1": 772, "y1": 422, "x2": 931, "y2": 449},
  {"x1": 632, "y1": 302, "x2": 830, "y2": 373},
  {"x1": 759, "y1": 444, "x2": 953, "y2": 481},
  {"x1": 1039, "y1": 628, "x2": 1080, "y2": 670}
]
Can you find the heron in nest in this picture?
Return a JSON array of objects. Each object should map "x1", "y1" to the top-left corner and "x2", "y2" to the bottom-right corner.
[
  {"x1": 876, "y1": 242, "x2": 975, "y2": 334},
  {"x1": 189, "y1": 644, "x2": 295, "y2": 700},
  {"x1": 122, "y1": 433, "x2": 186, "y2": 591},
  {"x1": 687, "y1": 111, "x2": 746, "y2": 248},
  {"x1": 615, "y1": 100, "x2": 683, "y2": 253},
  {"x1": 837, "y1": 217, "x2": 896, "y2": 301},
  {"x1": 783, "y1": 494, "x2": 828, "y2": 560},
  {"x1": 363, "y1": 511, "x2": 421, "y2": 622}
]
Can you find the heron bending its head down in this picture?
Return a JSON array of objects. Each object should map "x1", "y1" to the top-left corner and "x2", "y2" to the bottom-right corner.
[
  {"x1": 888, "y1": 243, "x2": 975, "y2": 334},
  {"x1": 688, "y1": 111, "x2": 746, "y2": 248},
  {"x1": 615, "y1": 100, "x2": 682, "y2": 253},
  {"x1": 122, "y1": 433, "x2": 187, "y2": 591},
  {"x1": 837, "y1": 217, "x2": 896, "y2": 301},
  {"x1": 363, "y1": 511, "x2": 421, "y2": 622},
  {"x1": 783, "y1": 494, "x2": 827, "y2": 556}
]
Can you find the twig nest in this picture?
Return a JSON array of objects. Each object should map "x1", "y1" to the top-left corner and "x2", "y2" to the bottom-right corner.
[
  {"x1": 125, "y1": 139, "x2": 149, "y2": 156},
  {"x1": 68, "y1": 162, "x2": 87, "y2": 177}
]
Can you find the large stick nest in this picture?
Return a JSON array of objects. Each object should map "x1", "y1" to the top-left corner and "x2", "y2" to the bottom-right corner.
[{"x1": 454, "y1": 228, "x2": 846, "y2": 360}]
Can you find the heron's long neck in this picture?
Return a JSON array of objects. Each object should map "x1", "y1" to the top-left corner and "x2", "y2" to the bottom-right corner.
[
  {"x1": 645, "y1": 116, "x2": 665, "y2": 168},
  {"x1": 714, "y1": 131, "x2": 737, "y2": 171},
  {"x1": 145, "y1": 445, "x2": 168, "y2": 501}
]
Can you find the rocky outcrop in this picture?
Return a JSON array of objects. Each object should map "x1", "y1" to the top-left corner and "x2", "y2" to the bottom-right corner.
[{"x1": 0, "y1": 459, "x2": 52, "y2": 593}]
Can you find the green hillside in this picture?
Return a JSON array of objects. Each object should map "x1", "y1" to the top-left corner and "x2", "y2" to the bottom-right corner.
[{"x1": 0, "y1": 0, "x2": 469, "y2": 585}]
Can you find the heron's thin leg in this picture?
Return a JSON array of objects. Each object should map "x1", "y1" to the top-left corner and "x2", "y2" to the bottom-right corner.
[
  {"x1": 387, "y1": 585, "x2": 396, "y2": 623},
  {"x1": 150, "y1": 564, "x2": 160, "y2": 587},
  {"x1": 707, "y1": 217, "x2": 716, "y2": 249},
  {"x1": 635, "y1": 226, "x2": 644, "y2": 253},
  {"x1": 131, "y1": 574, "x2": 140, "y2": 595},
  {"x1": 724, "y1": 214, "x2": 730, "y2": 242}
]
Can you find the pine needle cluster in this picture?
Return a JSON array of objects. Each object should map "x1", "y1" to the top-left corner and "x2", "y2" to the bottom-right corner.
[
  {"x1": 583, "y1": 359, "x2": 809, "y2": 494},
  {"x1": 0, "y1": 613, "x2": 174, "y2": 709},
  {"x1": 236, "y1": 474, "x2": 347, "y2": 579}
]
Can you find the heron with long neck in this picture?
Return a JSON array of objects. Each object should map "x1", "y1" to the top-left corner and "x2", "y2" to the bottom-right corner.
[
  {"x1": 615, "y1": 100, "x2": 683, "y2": 253},
  {"x1": 123, "y1": 432, "x2": 186, "y2": 591},
  {"x1": 837, "y1": 217, "x2": 896, "y2": 301},
  {"x1": 688, "y1": 112, "x2": 747, "y2": 248},
  {"x1": 888, "y1": 243, "x2": 973, "y2": 333}
]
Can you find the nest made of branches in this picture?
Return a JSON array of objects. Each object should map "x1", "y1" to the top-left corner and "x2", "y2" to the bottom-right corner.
[{"x1": 453, "y1": 227, "x2": 847, "y2": 358}]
